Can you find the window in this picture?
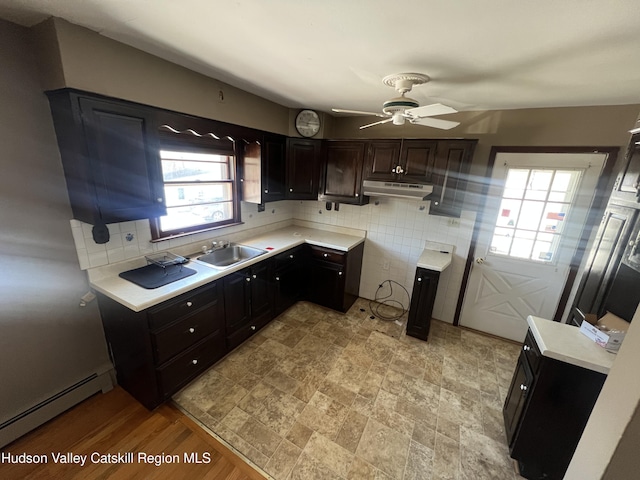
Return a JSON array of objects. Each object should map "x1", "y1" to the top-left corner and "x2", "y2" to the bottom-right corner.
[
  {"x1": 151, "y1": 141, "x2": 240, "y2": 239},
  {"x1": 489, "y1": 167, "x2": 583, "y2": 263}
]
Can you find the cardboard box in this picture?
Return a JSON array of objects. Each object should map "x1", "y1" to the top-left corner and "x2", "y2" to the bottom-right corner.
[{"x1": 579, "y1": 312, "x2": 629, "y2": 352}]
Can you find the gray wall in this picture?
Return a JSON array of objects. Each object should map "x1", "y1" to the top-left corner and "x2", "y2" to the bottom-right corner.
[{"x1": 0, "y1": 19, "x2": 111, "y2": 423}]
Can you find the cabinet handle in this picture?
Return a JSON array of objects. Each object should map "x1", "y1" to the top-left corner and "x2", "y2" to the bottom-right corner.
[
  {"x1": 434, "y1": 201, "x2": 439, "y2": 206},
  {"x1": 417, "y1": 277, "x2": 422, "y2": 282},
  {"x1": 252, "y1": 274, "x2": 257, "y2": 279},
  {"x1": 245, "y1": 277, "x2": 251, "y2": 282},
  {"x1": 289, "y1": 254, "x2": 294, "y2": 259},
  {"x1": 189, "y1": 327, "x2": 195, "y2": 334},
  {"x1": 338, "y1": 271, "x2": 343, "y2": 276},
  {"x1": 520, "y1": 384, "x2": 528, "y2": 391},
  {"x1": 250, "y1": 325, "x2": 256, "y2": 331},
  {"x1": 192, "y1": 359, "x2": 198, "y2": 365},
  {"x1": 264, "y1": 189, "x2": 269, "y2": 193},
  {"x1": 289, "y1": 188, "x2": 293, "y2": 192},
  {"x1": 275, "y1": 276, "x2": 280, "y2": 281},
  {"x1": 186, "y1": 301, "x2": 193, "y2": 307},
  {"x1": 156, "y1": 197, "x2": 163, "y2": 203},
  {"x1": 355, "y1": 193, "x2": 359, "y2": 197},
  {"x1": 323, "y1": 253, "x2": 329, "y2": 258},
  {"x1": 523, "y1": 345, "x2": 530, "y2": 351}
]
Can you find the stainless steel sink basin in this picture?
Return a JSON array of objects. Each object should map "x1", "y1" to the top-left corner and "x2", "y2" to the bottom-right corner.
[{"x1": 196, "y1": 244, "x2": 267, "y2": 269}]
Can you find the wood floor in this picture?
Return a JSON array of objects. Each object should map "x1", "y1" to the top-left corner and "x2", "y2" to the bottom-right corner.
[{"x1": 0, "y1": 387, "x2": 265, "y2": 480}]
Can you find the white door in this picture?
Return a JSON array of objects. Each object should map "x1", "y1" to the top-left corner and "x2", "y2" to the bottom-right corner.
[{"x1": 459, "y1": 152, "x2": 606, "y2": 342}]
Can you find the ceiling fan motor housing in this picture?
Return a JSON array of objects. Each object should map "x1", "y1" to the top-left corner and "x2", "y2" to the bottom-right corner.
[{"x1": 382, "y1": 95, "x2": 419, "y2": 115}]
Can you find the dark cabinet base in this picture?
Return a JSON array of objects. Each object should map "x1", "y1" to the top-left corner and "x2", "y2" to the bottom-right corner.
[{"x1": 406, "y1": 267, "x2": 440, "y2": 340}]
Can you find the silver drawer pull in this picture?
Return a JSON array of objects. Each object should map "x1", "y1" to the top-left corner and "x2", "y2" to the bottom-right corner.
[
  {"x1": 523, "y1": 345, "x2": 530, "y2": 351},
  {"x1": 252, "y1": 274, "x2": 257, "y2": 279},
  {"x1": 338, "y1": 271, "x2": 343, "y2": 276},
  {"x1": 275, "y1": 276, "x2": 280, "y2": 281},
  {"x1": 246, "y1": 277, "x2": 251, "y2": 282},
  {"x1": 520, "y1": 384, "x2": 528, "y2": 391},
  {"x1": 186, "y1": 301, "x2": 193, "y2": 307},
  {"x1": 417, "y1": 278, "x2": 422, "y2": 282},
  {"x1": 323, "y1": 253, "x2": 329, "y2": 258},
  {"x1": 250, "y1": 325, "x2": 256, "y2": 331},
  {"x1": 192, "y1": 359, "x2": 198, "y2": 365},
  {"x1": 289, "y1": 254, "x2": 294, "y2": 259},
  {"x1": 189, "y1": 327, "x2": 195, "y2": 334}
]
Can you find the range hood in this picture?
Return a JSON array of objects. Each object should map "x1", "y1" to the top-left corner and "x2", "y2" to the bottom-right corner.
[{"x1": 362, "y1": 179, "x2": 433, "y2": 200}]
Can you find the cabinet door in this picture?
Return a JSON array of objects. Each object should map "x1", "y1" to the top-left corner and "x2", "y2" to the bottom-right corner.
[
  {"x1": 406, "y1": 268, "x2": 439, "y2": 340},
  {"x1": 287, "y1": 138, "x2": 321, "y2": 199},
  {"x1": 79, "y1": 97, "x2": 165, "y2": 223},
  {"x1": 429, "y1": 140, "x2": 476, "y2": 217},
  {"x1": 249, "y1": 260, "x2": 273, "y2": 328},
  {"x1": 622, "y1": 212, "x2": 640, "y2": 271},
  {"x1": 572, "y1": 205, "x2": 637, "y2": 318},
  {"x1": 319, "y1": 141, "x2": 368, "y2": 204},
  {"x1": 400, "y1": 140, "x2": 438, "y2": 183},
  {"x1": 223, "y1": 269, "x2": 251, "y2": 335},
  {"x1": 262, "y1": 134, "x2": 287, "y2": 202},
  {"x1": 503, "y1": 353, "x2": 533, "y2": 446},
  {"x1": 308, "y1": 260, "x2": 345, "y2": 311},
  {"x1": 613, "y1": 132, "x2": 640, "y2": 200},
  {"x1": 364, "y1": 140, "x2": 402, "y2": 181}
]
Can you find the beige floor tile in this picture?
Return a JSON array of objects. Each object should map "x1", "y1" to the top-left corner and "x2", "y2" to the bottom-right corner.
[
  {"x1": 304, "y1": 431, "x2": 354, "y2": 477},
  {"x1": 289, "y1": 452, "x2": 347, "y2": 480},
  {"x1": 356, "y1": 418, "x2": 411, "y2": 480},
  {"x1": 286, "y1": 421, "x2": 314, "y2": 449},
  {"x1": 404, "y1": 439, "x2": 435, "y2": 480},
  {"x1": 335, "y1": 409, "x2": 369, "y2": 453},
  {"x1": 264, "y1": 439, "x2": 302, "y2": 479}
]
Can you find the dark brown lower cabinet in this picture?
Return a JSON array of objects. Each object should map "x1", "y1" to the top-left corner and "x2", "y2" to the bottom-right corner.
[
  {"x1": 97, "y1": 282, "x2": 226, "y2": 410},
  {"x1": 223, "y1": 260, "x2": 274, "y2": 350},
  {"x1": 503, "y1": 330, "x2": 606, "y2": 480},
  {"x1": 98, "y1": 241, "x2": 365, "y2": 410},
  {"x1": 307, "y1": 242, "x2": 364, "y2": 312},
  {"x1": 406, "y1": 267, "x2": 440, "y2": 340}
]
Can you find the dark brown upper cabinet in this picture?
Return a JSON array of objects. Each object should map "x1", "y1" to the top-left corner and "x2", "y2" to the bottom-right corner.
[
  {"x1": 400, "y1": 140, "x2": 439, "y2": 183},
  {"x1": 611, "y1": 132, "x2": 640, "y2": 204},
  {"x1": 319, "y1": 140, "x2": 369, "y2": 205},
  {"x1": 364, "y1": 139, "x2": 438, "y2": 183},
  {"x1": 429, "y1": 139, "x2": 477, "y2": 217},
  {"x1": 47, "y1": 89, "x2": 166, "y2": 225},
  {"x1": 364, "y1": 140, "x2": 403, "y2": 181},
  {"x1": 241, "y1": 133, "x2": 287, "y2": 204},
  {"x1": 286, "y1": 138, "x2": 321, "y2": 200}
]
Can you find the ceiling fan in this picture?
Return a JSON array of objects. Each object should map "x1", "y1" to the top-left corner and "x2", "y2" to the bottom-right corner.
[{"x1": 332, "y1": 73, "x2": 460, "y2": 130}]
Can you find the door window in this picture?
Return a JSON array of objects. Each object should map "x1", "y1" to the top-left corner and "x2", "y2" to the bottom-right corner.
[{"x1": 490, "y1": 168, "x2": 583, "y2": 263}]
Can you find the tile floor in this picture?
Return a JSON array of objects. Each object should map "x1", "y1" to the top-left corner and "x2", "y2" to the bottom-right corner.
[{"x1": 174, "y1": 299, "x2": 524, "y2": 480}]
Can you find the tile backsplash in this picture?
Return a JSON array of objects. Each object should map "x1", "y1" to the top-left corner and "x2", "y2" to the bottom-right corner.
[{"x1": 72, "y1": 198, "x2": 475, "y2": 324}]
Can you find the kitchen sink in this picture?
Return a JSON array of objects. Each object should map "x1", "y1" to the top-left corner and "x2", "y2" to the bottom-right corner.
[{"x1": 195, "y1": 244, "x2": 267, "y2": 269}]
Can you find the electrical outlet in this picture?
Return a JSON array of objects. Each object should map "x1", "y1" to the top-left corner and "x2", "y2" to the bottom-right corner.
[{"x1": 382, "y1": 260, "x2": 390, "y2": 271}]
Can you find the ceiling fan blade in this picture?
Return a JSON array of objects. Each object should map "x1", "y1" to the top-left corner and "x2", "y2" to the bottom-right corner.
[
  {"x1": 360, "y1": 118, "x2": 393, "y2": 129},
  {"x1": 332, "y1": 108, "x2": 387, "y2": 118},
  {"x1": 410, "y1": 117, "x2": 460, "y2": 130},
  {"x1": 406, "y1": 103, "x2": 458, "y2": 118}
]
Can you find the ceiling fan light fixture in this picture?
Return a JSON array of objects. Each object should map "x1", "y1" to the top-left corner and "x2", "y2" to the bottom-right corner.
[{"x1": 392, "y1": 114, "x2": 405, "y2": 125}]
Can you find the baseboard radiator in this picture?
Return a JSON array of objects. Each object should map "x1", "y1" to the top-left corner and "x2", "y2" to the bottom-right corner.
[{"x1": 0, "y1": 366, "x2": 114, "y2": 448}]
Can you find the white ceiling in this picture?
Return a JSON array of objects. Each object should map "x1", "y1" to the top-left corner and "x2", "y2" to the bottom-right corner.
[{"x1": 1, "y1": 0, "x2": 640, "y2": 115}]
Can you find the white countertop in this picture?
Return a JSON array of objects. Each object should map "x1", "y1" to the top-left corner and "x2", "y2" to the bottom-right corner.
[
  {"x1": 416, "y1": 249, "x2": 453, "y2": 272},
  {"x1": 89, "y1": 225, "x2": 365, "y2": 312},
  {"x1": 527, "y1": 315, "x2": 616, "y2": 374}
]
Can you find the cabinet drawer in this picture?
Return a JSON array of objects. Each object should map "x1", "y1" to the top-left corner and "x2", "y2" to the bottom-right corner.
[
  {"x1": 522, "y1": 330, "x2": 541, "y2": 374},
  {"x1": 274, "y1": 245, "x2": 304, "y2": 270},
  {"x1": 156, "y1": 332, "x2": 225, "y2": 398},
  {"x1": 148, "y1": 283, "x2": 219, "y2": 330},
  {"x1": 152, "y1": 308, "x2": 222, "y2": 364},
  {"x1": 308, "y1": 245, "x2": 345, "y2": 265}
]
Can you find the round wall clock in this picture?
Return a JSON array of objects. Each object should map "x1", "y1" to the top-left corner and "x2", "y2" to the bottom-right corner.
[{"x1": 295, "y1": 109, "x2": 321, "y2": 137}]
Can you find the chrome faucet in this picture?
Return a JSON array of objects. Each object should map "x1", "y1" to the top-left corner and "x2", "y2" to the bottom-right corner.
[{"x1": 212, "y1": 239, "x2": 230, "y2": 250}]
